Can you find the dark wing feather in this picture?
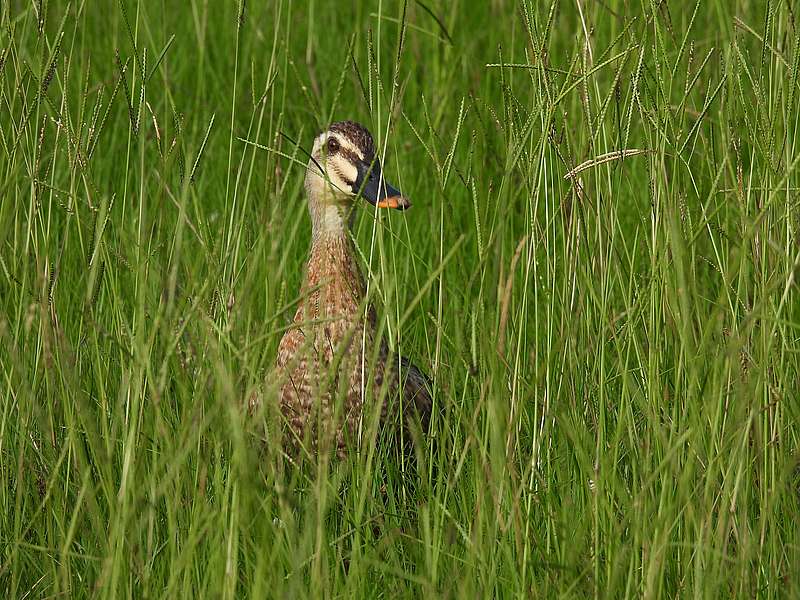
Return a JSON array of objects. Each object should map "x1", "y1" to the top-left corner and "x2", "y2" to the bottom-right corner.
[{"x1": 396, "y1": 355, "x2": 433, "y2": 434}]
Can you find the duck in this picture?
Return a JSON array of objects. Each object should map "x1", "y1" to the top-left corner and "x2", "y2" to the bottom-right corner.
[{"x1": 258, "y1": 120, "x2": 432, "y2": 459}]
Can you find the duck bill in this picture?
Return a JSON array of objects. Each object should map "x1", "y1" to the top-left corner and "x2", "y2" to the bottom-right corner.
[
  {"x1": 376, "y1": 195, "x2": 411, "y2": 209},
  {"x1": 362, "y1": 178, "x2": 411, "y2": 210}
]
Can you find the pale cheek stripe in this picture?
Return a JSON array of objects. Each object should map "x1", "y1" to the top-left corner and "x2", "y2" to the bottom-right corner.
[
  {"x1": 330, "y1": 166, "x2": 352, "y2": 191},
  {"x1": 334, "y1": 157, "x2": 358, "y2": 184}
]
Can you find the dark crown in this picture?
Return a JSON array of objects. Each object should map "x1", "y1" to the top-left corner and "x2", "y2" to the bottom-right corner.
[{"x1": 329, "y1": 120, "x2": 375, "y2": 161}]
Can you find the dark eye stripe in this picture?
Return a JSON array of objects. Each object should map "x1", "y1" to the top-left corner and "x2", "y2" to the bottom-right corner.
[{"x1": 340, "y1": 148, "x2": 360, "y2": 165}]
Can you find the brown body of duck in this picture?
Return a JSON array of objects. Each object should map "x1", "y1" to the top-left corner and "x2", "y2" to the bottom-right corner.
[{"x1": 270, "y1": 121, "x2": 432, "y2": 458}]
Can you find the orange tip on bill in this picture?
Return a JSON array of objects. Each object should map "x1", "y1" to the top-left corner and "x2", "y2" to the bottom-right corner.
[{"x1": 375, "y1": 196, "x2": 412, "y2": 210}]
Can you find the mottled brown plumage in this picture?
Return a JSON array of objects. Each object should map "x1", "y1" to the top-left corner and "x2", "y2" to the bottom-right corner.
[{"x1": 265, "y1": 121, "x2": 432, "y2": 458}]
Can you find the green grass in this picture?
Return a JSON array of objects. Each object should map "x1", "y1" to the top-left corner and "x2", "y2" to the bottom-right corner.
[{"x1": 2, "y1": 0, "x2": 799, "y2": 597}]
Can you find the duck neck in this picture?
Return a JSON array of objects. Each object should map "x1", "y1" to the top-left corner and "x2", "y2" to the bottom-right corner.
[
  {"x1": 305, "y1": 192, "x2": 362, "y2": 292},
  {"x1": 305, "y1": 165, "x2": 356, "y2": 241},
  {"x1": 310, "y1": 201, "x2": 353, "y2": 242}
]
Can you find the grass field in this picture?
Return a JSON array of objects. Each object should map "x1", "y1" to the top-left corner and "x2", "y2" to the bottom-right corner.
[{"x1": 2, "y1": 0, "x2": 800, "y2": 597}]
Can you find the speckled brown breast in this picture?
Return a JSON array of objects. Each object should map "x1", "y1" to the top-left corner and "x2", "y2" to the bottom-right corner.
[{"x1": 276, "y1": 234, "x2": 391, "y2": 457}]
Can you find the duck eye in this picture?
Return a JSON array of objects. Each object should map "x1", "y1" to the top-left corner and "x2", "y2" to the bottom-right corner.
[{"x1": 326, "y1": 137, "x2": 340, "y2": 153}]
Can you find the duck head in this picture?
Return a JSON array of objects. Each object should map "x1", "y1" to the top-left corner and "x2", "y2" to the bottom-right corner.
[{"x1": 305, "y1": 121, "x2": 410, "y2": 236}]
